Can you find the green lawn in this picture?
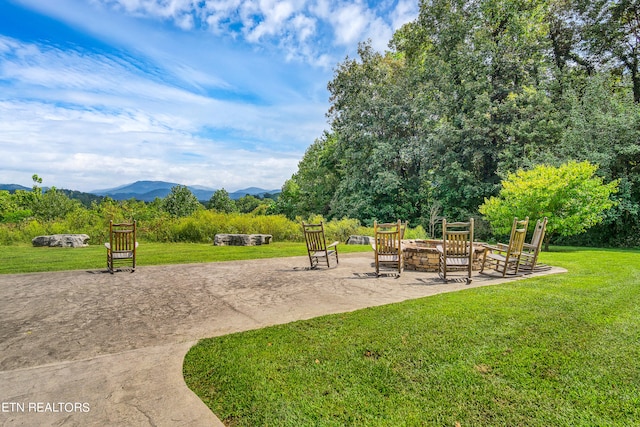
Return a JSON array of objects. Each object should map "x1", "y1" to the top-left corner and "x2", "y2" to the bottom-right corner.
[
  {"x1": 183, "y1": 247, "x2": 640, "y2": 426},
  {"x1": 0, "y1": 242, "x2": 371, "y2": 274}
]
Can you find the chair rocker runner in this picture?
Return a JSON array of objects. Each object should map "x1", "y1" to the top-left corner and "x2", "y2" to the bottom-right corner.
[
  {"x1": 481, "y1": 217, "x2": 529, "y2": 277},
  {"x1": 302, "y1": 222, "x2": 339, "y2": 268},
  {"x1": 373, "y1": 220, "x2": 406, "y2": 277},
  {"x1": 105, "y1": 220, "x2": 138, "y2": 273},
  {"x1": 520, "y1": 217, "x2": 548, "y2": 273},
  {"x1": 437, "y1": 218, "x2": 474, "y2": 284}
]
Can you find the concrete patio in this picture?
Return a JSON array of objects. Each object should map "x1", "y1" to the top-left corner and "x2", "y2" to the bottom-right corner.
[{"x1": 0, "y1": 253, "x2": 565, "y2": 426}]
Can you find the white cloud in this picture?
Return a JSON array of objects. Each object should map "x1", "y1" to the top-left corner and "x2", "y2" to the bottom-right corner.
[
  {"x1": 0, "y1": 99, "x2": 302, "y2": 191},
  {"x1": 0, "y1": 35, "x2": 324, "y2": 191},
  {"x1": 89, "y1": 0, "x2": 414, "y2": 63},
  {"x1": 101, "y1": 0, "x2": 196, "y2": 21},
  {"x1": 331, "y1": 2, "x2": 368, "y2": 46},
  {"x1": 246, "y1": 0, "x2": 296, "y2": 41},
  {"x1": 291, "y1": 13, "x2": 316, "y2": 42},
  {"x1": 391, "y1": 0, "x2": 419, "y2": 30}
]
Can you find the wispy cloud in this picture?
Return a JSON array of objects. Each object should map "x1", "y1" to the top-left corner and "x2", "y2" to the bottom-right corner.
[{"x1": 92, "y1": 0, "x2": 417, "y2": 64}]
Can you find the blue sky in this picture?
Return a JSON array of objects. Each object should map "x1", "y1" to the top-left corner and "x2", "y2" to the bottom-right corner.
[{"x1": 0, "y1": 0, "x2": 418, "y2": 192}]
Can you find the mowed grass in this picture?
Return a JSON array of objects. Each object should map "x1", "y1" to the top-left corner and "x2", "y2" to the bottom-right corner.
[
  {"x1": 183, "y1": 247, "x2": 640, "y2": 426},
  {"x1": 0, "y1": 242, "x2": 371, "y2": 274}
]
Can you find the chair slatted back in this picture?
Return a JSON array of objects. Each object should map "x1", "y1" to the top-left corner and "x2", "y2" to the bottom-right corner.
[
  {"x1": 530, "y1": 217, "x2": 548, "y2": 251},
  {"x1": 303, "y1": 223, "x2": 327, "y2": 253},
  {"x1": 110, "y1": 221, "x2": 137, "y2": 254},
  {"x1": 507, "y1": 217, "x2": 529, "y2": 257},
  {"x1": 374, "y1": 220, "x2": 402, "y2": 256},
  {"x1": 442, "y1": 218, "x2": 474, "y2": 258}
]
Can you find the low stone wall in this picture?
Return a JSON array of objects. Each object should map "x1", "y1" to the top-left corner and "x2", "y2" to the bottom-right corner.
[
  {"x1": 214, "y1": 234, "x2": 272, "y2": 246},
  {"x1": 32, "y1": 234, "x2": 90, "y2": 248},
  {"x1": 403, "y1": 239, "x2": 486, "y2": 272}
]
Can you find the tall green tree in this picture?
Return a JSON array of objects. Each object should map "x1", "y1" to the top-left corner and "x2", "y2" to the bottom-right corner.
[
  {"x1": 327, "y1": 43, "x2": 426, "y2": 224},
  {"x1": 293, "y1": 133, "x2": 340, "y2": 218},
  {"x1": 554, "y1": 74, "x2": 640, "y2": 245},
  {"x1": 235, "y1": 195, "x2": 261, "y2": 214},
  {"x1": 397, "y1": 0, "x2": 556, "y2": 218},
  {"x1": 282, "y1": 0, "x2": 638, "y2": 245},
  {"x1": 575, "y1": 0, "x2": 640, "y2": 102},
  {"x1": 32, "y1": 187, "x2": 82, "y2": 221},
  {"x1": 163, "y1": 185, "x2": 202, "y2": 218},
  {"x1": 207, "y1": 189, "x2": 236, "y2": 213},
  {"x1": 270, "y1": 180, "x2": 300, "y2": 220}
]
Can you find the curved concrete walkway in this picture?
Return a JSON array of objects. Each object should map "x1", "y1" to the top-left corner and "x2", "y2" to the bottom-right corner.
[{"x1": 0, "y1": 253, "x2": 565, "y2": 426}]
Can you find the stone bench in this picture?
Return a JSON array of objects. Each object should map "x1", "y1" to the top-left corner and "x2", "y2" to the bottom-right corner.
[
  {"x1": 32, "y1": 234, "x2": 90, "y2": 248},
  {"x1": 214, "y1": 234, "x2": 272, "y2": 246}
]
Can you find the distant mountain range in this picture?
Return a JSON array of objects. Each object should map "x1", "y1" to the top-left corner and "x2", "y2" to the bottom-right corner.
[
  {"x1": 0, "y1": 180, "x2": 281, "y2": 202},
  {"x1": 0, "y1": 184, "x2": 31, "y2": 192}
]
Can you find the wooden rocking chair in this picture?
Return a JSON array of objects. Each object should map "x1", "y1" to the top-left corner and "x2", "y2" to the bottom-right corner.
[
  {"x1": 302, "y1": 222, "x2": 339, "y2": 268},
  {"x1": 436, "y1": 218, "x2": 474, "y2": 284},
  {"x1": 520, "y1": 217, "x2": 548, "y2": 273},
  {"x1": 105, "y1": 220, "x2": 138, "y2": 273},
  {"x1": 481, "y1": 217, "x2": 529, "y2": 277},
  {"x1": 373, "y1": 220, "x2": 406, "y2": 276}
]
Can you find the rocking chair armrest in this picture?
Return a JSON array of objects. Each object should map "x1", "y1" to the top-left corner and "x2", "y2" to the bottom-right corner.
[
  {"x1": 483, "y1": 243, "x2": 506, "y2": 253},
  {"x1": 327, "y1": 241, "x2": 340, "y2": 249}
]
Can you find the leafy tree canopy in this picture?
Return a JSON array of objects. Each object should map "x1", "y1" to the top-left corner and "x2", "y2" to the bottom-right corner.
[
  {"x1": 207, "y1": 189, "x2": 236, "y2": 213},
  {"x1": 163, "y1": 185, "x2": 202, "y2": 218},
  {"x1": 479, "y1": 161, "x2": 619, "y2": 247}
]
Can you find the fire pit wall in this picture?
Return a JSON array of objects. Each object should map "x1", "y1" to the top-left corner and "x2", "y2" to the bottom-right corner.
[{"x1": 402, "y1": 239, "x2": 487, "y2": 272}]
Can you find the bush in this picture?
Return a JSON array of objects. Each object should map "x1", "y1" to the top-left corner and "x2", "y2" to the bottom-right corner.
[
  {"x1": 163, "y1": 211, "x2": 301, "y2": 243},
  {"x1": 0, "y1": 204, "x2": 431, "y2": 246},
  {"x1": 324, "y1": 217, "x2": 362, "y2": 242}
]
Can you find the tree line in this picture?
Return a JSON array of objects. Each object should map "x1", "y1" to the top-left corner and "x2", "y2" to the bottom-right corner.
[
  {"x1": 0, "y1": 176, "x2": 289, "y2": 245},
  {"x1": 272, "y1": 0, "x2": 639, "y2": 247}
]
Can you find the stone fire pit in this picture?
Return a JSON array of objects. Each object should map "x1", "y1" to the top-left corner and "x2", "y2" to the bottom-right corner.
[{"x1": 402, "y1": 239, "x2": 487, "y2": 272}]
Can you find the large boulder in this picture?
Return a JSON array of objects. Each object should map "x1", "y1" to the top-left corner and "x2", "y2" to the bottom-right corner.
[
  {"x1": 346, "y1": 235, "x2": 374, "y2": 245},
  {"x1": 32, "y1": 234, "x2": 90, "y2": 248},
  {"x1": 214, "y1": 234, "x2": 272, "y2": 246}
]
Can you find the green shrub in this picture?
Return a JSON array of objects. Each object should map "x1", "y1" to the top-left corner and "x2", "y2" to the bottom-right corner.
[
  {"x1": 161, "y1": 211, "x2": 301, "y2": 243},
  {"x1": 21, "y1": 219, "x2": 47, "y2": 239},
  {"x1": 0, "y1": 223, "x2": 21, "y2": 245},
  {"x1": 166, "y1": 211, "x2": 215, "y2": 242},
  {"x1": 324, "y1": 217, "x2": 362, "y2": 242},
  {"x1": 404, "y1": 224, "x2": 427, "y2": 239},
  {"x1": 0, "y1": 207, "x2": 426, "y2": 246}
]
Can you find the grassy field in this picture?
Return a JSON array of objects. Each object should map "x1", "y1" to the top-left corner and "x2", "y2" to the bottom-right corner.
[
  {"x1": 183, "y1": 247, "x2": 640, "y2": 426},
  {"x1": 0, "y1": 242, "x2": 371, "y2": 274}
]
